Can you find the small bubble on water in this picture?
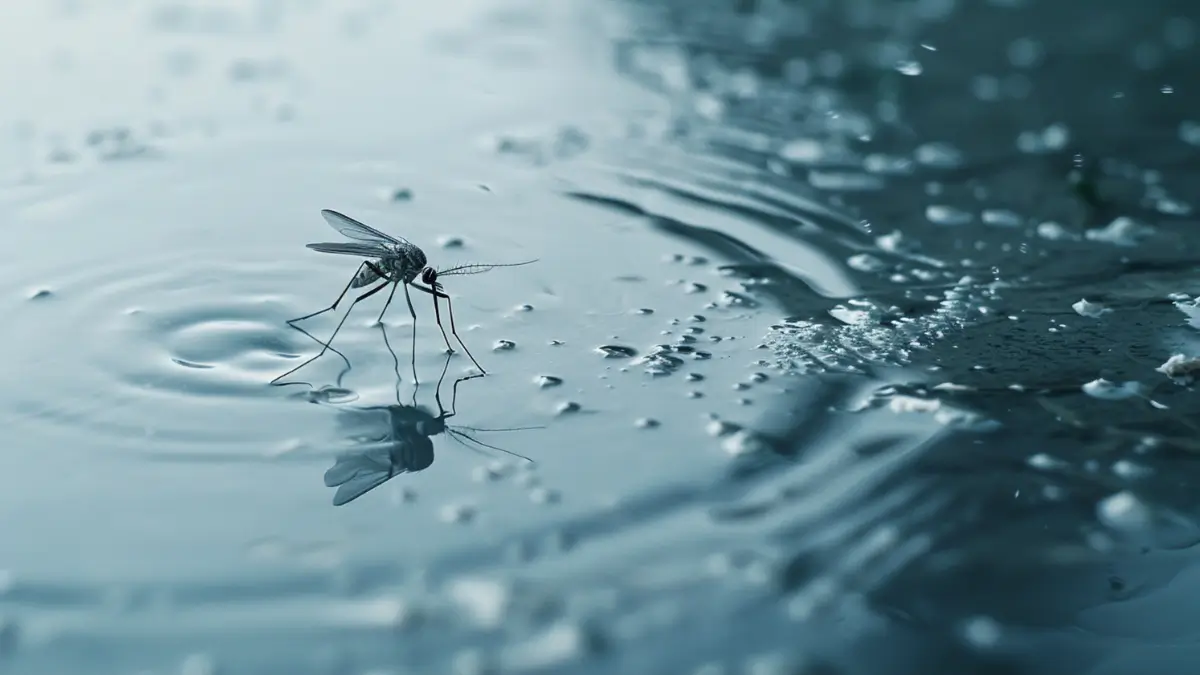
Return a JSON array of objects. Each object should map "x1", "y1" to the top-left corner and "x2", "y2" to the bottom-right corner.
[
  {"x1": 749, "y1": 372, "x2": 769, "y2": 383},
  {"x1": 555, "y1": 401, "x2": 581, "y2": 415},
  {"x1": 179, "y1": 653, "x2": 219, "y2": 675},
  {"x1": 722, "y1": 430, "x2": 769, "y2": 456},
  {"x1": 27, "y1": 288, "x2": 53, "y2": 300},
  {"x1": 635, "y1": 417, "x2": 659, "y2": 429},
  {"x1": 926, "y1": 205, "x2": 974, "y2": 226},
  {"x1": 685, "y1": 282, "x2": 708, "y2": 294},
  {"x1": 549, "y1": 339, "x2": 564, "y2": 346},
  {"x1": 440, "y1": 503, "x2": 477, "y2": 525},
  {"x1": 596, "y1": 344, "x2": 636, "y2": 358},
  {"x1": 686, "y1": 372, "x2": 706, "y2": 382},
  {"x1": 437, "y1": 235, "x2": 465, "y2": 249},
  {"x1": 717, "y1": 291, "x2": 758, "y2": 308},
  {"x1": 914, "y1": 142, "x2": 964, "y2": 168},
  {"x1": 633, "y1": 308, "x2": 654, "y2": 315},
  {"x1": 515, "y1": 303, "x2": 534, "y2": 312},
  {"x1": 733, "y1": 382, "x2": 750, "y2": 391},
  {"x1": 961, "y1": 616, "x2": 1003, "y2": 649},
  {"x1": 535, "y1": 375, "x2": 563, "y2": 388},
  {"x1": 981, "y1": 209, "x2": 1023, "y2": 227},
  {"x1": 895, "y1": 60, "x2": 923, "y2": 76},
  {"x1": 847, "y1": 253, "x2": 886, "y2": 272},
  {"x1": 493, "y1": 339, "x2": 516, "y2": 352},
  {"x1": 388, "y1": 187, "x2": 414, "y2": 202},
  {"x1": 687, "y1": 390, "x2": 704, "y2": 399},
  {"x1": 530, "y1": 487, "x2": 560, "y2": 505},
  {"x1": 689, "y1": 314, "x2": 707, "y2": 322}
]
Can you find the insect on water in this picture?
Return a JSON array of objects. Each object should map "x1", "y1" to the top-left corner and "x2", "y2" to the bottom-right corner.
[{"x1": 271, "y1": 209, "x2": 536, "y2": 386}]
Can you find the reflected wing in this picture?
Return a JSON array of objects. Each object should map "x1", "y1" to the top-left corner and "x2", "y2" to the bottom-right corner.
[
  {"x1": 324, "y1": 447, "x2": 396, "y2": 506},
  {"x1": 320, "y1": 209, "x2": 411, "y2": 247},
  {"x1": 306, "y1": 241, "x2": 392, "y2": 257},
  {"x1": 331, "y1": 473, "x2": 392, "y2": 506}
]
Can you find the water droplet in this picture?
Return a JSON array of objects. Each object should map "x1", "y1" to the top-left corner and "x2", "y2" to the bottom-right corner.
[
  {"x1": 633, "y1": 308, "x2": 654, "y2": 315},
  {"x1": 689, "y1": 314, "x2": 707, "y2": 322},
  {"x1": 530, "y1": 487, "x2": 560, "y2": 505},
  {"x1": 389, "y1": 187, "x2": 414, "y2": 202},
  {"x1": 596, "y1": 345, "x2": 636, "y2": 358},
  {"x1": 635, "y1": 417, "x2": 659, "y2": 429},
  {"x1": 926, "y1": 205, "x2": 974, "y2": 226},
  {"x1": 1072, "y1": 299, "x2": 1111, "y2": 318},
  {"x1": 535, "y1": 375, "x2": 563, "y2": 388},
  {"x1": 895, "y1": 60, "x2": 923, "y2": 76},
  {"x1": 179, "y1": 653, "x2": 219, "y2": 675},
  {"x1": 1082, "y1": 378, "x2": 1142, "y2": 400},
  {"x1": 440, "y1": 503, "x2": 477, "y2": 524},
  {"x1": 636, "y1": 352, "x2": 685, "y2": 376},
  {"x1": 515, "y1": 304, "x2": 534, "y2": 312},
  {"x1": 555, "y1": 401, "x2": 581, "y2": 415},
  {"x1": 961, "y1": 616, "x2": 1003, "y2": 649},
  {"x1": 706, "y1": 420, "x2": 741, "y2": 437},
  {"x1": 27, "y1": 288, "x2": 53, "y2": 300},
  {"x1": 493, "y1": 339, "x2": 516, "y2": 351},
  {"x1": 981, "y1": 209, "x2": 1023, "y2": 227},
  {"x1": 686, "y1": 373, "x2": 706, "y2": 382},
  {"x1": 717, "y1": 291, "x2": 758, "y2": 308},
  {"x1": 684, "y1": 282, "x2": 708, "y2": 294},
  {"x1": 687, "y1": 390, "x2": 704, "y2": 399},
  {"x1": 914, "y1": 142, "x2": 964, "y2": 168},
  {"x1": 437, "y1": 235, "x2": 465, "y2": 249},
  {"x1": 749, "y1": 372, "x2": 769, "y2": 383},
  {"x1": 1097, "y1": 491, "x2": 1153, "y2": 531}
]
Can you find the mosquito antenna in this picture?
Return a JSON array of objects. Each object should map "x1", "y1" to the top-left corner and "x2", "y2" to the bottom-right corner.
[
  {"x1": 453, "y1": 424, "x2": 545, "y2": 433},
  {"x1": 447, "y1": 428, "x2": 534, "y2": 463},
  {"x1": 436, "y1": 260, "x2": 539, "y2": 277}
]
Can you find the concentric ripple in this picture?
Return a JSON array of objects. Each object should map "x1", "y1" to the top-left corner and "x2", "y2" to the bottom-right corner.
[{"x1": 5, "y1": 253, "x2": 344, "y2": 455}]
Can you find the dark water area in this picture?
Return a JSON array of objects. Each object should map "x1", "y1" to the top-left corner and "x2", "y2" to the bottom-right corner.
[{"x1": 2, "y1": 0, "x2": 1200, "y2": 673}]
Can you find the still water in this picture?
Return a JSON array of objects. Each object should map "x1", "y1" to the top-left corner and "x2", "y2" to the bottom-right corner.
[{"x1": 2, "y1": 0, "x2": 1200, "y2": 673}]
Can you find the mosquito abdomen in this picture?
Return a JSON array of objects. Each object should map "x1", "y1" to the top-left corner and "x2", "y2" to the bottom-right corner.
[{"x1": 352, "y1": 262, "x2": 384, "y2": 288}]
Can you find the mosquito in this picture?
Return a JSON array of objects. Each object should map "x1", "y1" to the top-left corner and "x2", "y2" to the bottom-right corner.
[{"x1": 271, "y1": 209, "x2": 536, "y2": 386}]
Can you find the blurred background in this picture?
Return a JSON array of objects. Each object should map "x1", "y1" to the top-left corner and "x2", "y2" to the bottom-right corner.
[{"x1": 1, "y1": 1, "x2": 1199, "y2": 673}]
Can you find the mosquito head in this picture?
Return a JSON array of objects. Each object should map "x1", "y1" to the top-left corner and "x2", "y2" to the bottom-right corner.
[{"x1": 420, "y1": 267, "x2": 442, "y2": 291}]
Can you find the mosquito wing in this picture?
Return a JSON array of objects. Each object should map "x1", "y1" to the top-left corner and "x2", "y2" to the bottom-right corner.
[
  {"x1": 306, "y1": 241, "x2": 393, "y2": 257},
  {"x1": 320, "y1": 209, "x2": 413, "y2": 247}
]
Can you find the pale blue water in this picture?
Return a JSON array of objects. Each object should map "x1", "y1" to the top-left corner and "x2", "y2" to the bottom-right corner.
[{"x1": 3, "y1": 1, "x2": 1200, "y2": 674}]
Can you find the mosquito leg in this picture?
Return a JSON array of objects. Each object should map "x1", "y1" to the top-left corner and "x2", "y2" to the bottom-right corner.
[
  {"x1": 442, "y1": 295, "x2": 486, "y2": 374},
  {"x1": 402, "y1": 283, "x2": 419, "y2": 386},
  {"x1": 430, "y1": 294, "x2": 456, "y2": 356},
  {"x1": 270, "y1": 280, "x2": 390, "y2": 386},
  {"x1": 377, "y1": 320, "x2": 403, "y2": 405},
  {"x1": 434, "y1": 352, "x2": 453, "y2": 419},
  {"x1": 286, "y1": 262, "x2": 370, "y2": 327},
  {"x1": 376, "y1": 280, "x2": 398, "y2": 325}
]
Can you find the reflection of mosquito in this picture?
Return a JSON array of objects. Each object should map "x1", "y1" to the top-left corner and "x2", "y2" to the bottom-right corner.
[
  {"x1": 271, "y1": 209, "x2": 536, "y2": 386},
  {"x1": 322, "y1": 341, "x2": 538, "y2": 507}
]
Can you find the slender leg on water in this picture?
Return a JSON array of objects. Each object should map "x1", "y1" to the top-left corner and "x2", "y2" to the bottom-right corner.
[
  {"x1": 433, "y1": 352, "x2": 454, "y2": 419},
  {"x1": 442, "y1": 295, "x2": 486, "y2": 374},
  {"x1": 378, "y1": 320, "x2": 403, "y2": 405},
  {"x1": 285, "y1": 262, "x2": 370, "y2": 327},
  {"x1": 270, "y1": 280, "x2": 389, "y2": 385},
  {"x1": 401, "y1": 283, "x2": 420, "y2": 385},
  {"x1": 430, "y1": 294, "x2": 456, "y2": 356},
  {"x1": 376, "y1": 281, "x2": 398, "y2": 324}
]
